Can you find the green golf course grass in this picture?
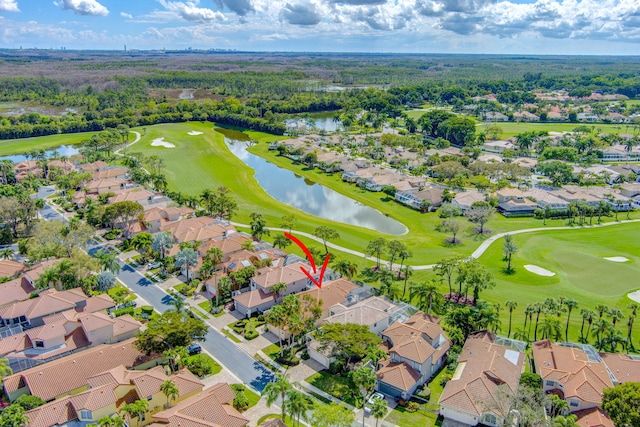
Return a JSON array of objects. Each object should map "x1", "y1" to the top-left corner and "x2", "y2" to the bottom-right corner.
[
  {"x1": 0, "y1": 131, "x2": 96, "y2": 156},
  {"x1": 478, "y1": 122, "x2": 630, "y2": 139}
]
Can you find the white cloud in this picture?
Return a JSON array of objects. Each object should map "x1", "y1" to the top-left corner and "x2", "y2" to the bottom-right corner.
[
  {"x1": 120, "y1": 11, "x2": 133, "y2": 19},
  {"x1": 279, "y1": 1, "x2": 322, "y2": 25},
  {"x1": 0, "y1": 0, "x2": 19, "y2": 12},
  {"x1": 54, "y1": 0, "x2": 109, "y2": 16},
  {"x1": 158, "y1": 0, "x2": 225, "y2": 22}
]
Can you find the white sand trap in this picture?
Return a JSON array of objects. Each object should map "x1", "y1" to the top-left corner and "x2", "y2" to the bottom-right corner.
[
  {"x1": 604, "y1": 256, "x2": 629, "y2": 263},
  {"x1": 628, "y1": 290, "x2": 640, "y2": 303},
  {"x1": 150, "y1": 137, "x2": 175, "y2": 148},
  {"x1": 187, "y1": 131, "x2": 203, "y2": 136},
  {"x1": 524, "y1": 264, "x2": 556, "y2": 277}
]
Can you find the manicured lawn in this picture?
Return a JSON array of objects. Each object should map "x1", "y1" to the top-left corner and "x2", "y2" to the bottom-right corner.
[
  {"x1": 231, "y1": 383, "x2": 261, "y2": 408},
  {"x1": 305, "y1": 371, "x2": 358, "y2": 407},
  {"x1": 385, "y1": 405, "x2": 439, "y2": 427},
  {"x1": 262, "y1": 343, "x2": 282, "y2": 361},
  {"x1": 0, "y1": 131, "x2": 97, "y2": 156},
  {"x1": 222, "y1": 328, "x2": 242, "y2": 343}
]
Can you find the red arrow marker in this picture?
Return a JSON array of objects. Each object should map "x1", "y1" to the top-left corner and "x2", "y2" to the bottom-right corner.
[{"x1": 284, "y1": 232, "x2": 330, "y2": 289}]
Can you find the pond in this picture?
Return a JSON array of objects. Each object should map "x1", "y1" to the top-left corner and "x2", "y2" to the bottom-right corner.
[
  {"x1": 217, "y1": 128, "x2": 407, "y2": 236},
  {"x1": 284, "y1": 112, "x2": 342, "y2": 132},
  {"x1": 0, "y1": 145, "x2": 82, "y2": 163}
]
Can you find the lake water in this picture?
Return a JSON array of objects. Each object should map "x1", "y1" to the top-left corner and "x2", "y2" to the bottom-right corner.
[
  {"x1": 217, "y1": 128, "x2": 407, "y2": 235},
  {"x1": 285, "y1": 112, "x2": 342, "y2": 132},
  {"x1": 0, "y1": 145, "x2": 81, "y2": 163}
]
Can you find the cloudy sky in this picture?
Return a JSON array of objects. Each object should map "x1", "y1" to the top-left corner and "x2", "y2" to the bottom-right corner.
[{"x1": 0, "y1": 0, "x2": 639, "y2": 54}]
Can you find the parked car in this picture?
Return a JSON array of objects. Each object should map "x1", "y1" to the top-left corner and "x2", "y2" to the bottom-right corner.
[
  {"x1": 187, "y1": 344, "x2": 202, "y2": 355},
  {"x1": 147, "y1": 261, "x2": 162, "y2": 270},
  {"x1": 364, "y1": 392, "x2": 385, "y2": 415},
  {"x1": 118, "y1": 300, "x2": 137, "y2": 309}
]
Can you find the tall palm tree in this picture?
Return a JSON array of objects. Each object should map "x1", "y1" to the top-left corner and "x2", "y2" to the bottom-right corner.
[
  {"x1": 505, "y1": 300, "x2": 518, "y2": 338},
  {"x1": 332, "y1": 259, "x2": 358, "y2": 280},
  {"x1": 579, "y1": 309, "x2": 595, "y2": 343},
  {"x1": 96, "y1": 414, "x2": 126, "y2": 427},
  {"x1": 554, "y1": 414, "x2": 578, "y2": 427},
  {"x1": 131, "y1": 232, "x2": 153, "y2": 262},
  {"x1": 36, "y1": 267, "x2": 60, "y2": 290},
  {"x1": 533, "y1": 303, "x2": 543, "y2": 341},
  {"x1": 272, "y1": 281, "x2": 288, "y2": 303},
  {"x1": 285, "y1": 389, "x2": 310, "y2": 427},
  {"x1": 410, "y1": 280, "x2": 441, "y2": 314},
  {"x1": 396, "y1": 248, "x2": 413, "y2": 279},
  {"x1": 152, "y1": 231, "x2": 173, "y2": 261},
  {"x1": 160, "y1": 379, "x2": 180, "y2": 408},
  {"x1": 163, "y1": 346, "x2": 188, "y2": 373},
  {"x1": 370, "y1": 396, "x2": 387, "y2": 427},
  {"x1": 95, "y1": 249, "x2": 121, "y2": 274},
  {"x1": 263, "y1": 373, "x2": 293, "y2": 421},
  {"x1": 401, "y1": 264, "x2": 413, "y2": 299},
  {"x1": 350, "y1": 366, "x2": 376, "y2": 427},
  {"x1": 170, "y1": 295, "x2": 186, "y2": 313},
  {"x1": 626, "y1": 314, "x2": 636, "y2": 353},
  {"x1": 592, "y1": 318, "x2": 613, "y2": 351},
  {"x1": 0, "y1": 247, "x2": 15, "y2": 260},
  {"x1": 563, "y1": 299, "x2": 578, "y2": 342},
  {"x1": 608, "y1": 308, "x2": 624, "y2": 328},
  {"x1": 540, "y1": 317, "x2": 562, "y2": 341},
  {"x1": 175, "y1": 247, "x2": 198, "y2": 283},
  {"x1": 595, "y1": 304, "x2": 608, "y2": 319}
]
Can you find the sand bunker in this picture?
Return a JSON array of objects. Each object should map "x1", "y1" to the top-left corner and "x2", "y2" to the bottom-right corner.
[
  {"x1": 628, "y1": 290, "x2": 640, "y2": 303},
  {"x1": 524, "y1": 264, "x2": 556, "y2": 277},
  {"x1": 151, "y1": 137, "x2": 175, "y2": 148},
  {"x1": 604, "y1": 256, "x2": 629, "y2": 263},
  {"x1": 187, "y1": 131, "x2": 203, "y2": 136}
]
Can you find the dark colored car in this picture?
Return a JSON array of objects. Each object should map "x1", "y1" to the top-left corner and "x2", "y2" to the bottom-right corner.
[{"x1": 187, "y1": 344, "x2": 202, "y2": 355}]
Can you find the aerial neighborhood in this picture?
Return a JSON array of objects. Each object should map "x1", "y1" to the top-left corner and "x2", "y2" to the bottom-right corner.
[{"x1": 0, "y1": 50, "x2": 639, "y2": 427}]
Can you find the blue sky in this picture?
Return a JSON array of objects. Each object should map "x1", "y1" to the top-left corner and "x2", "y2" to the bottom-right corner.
[{"x1": 0, "y1": 0, "x2": 639, "y2": 54}]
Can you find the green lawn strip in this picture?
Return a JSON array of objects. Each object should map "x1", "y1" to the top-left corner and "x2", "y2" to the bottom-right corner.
[
  {"x1": 253, "y1": 353, "x2": 282, "y2": 373},
  {"x1": 0, "y1": 131, "x2": 97, "y2": 156},
  {"x1": 231, "y1": 383, "x2": 261, "y2": 408},
  {"x1": 305, "y1": 371, "x2": 358, "y2": 407},
  {"x1": 197, "y1": 300, "x2": 212, "y2": 312},
  {"x1": 307, "y1": 390, "x2": 332, "y2": 404},
  {"x1": 189, "y1": 307, "x2": 210, "y2": 320},
  {"x1": 184, "y1": 353, "x2": 221, "y2": 376},
  {"x1": 221, "y1": 328, "x2": 242, "y2": 343},
  {"x1": 262, "y1": 343, "x2": 282, "y2": 361},
  {"x1": 385, "y1": 404, "x2": 438, "y2": 427},
  {"x1": 479, "y1": 121, "x2": 625, "y2": 139}
]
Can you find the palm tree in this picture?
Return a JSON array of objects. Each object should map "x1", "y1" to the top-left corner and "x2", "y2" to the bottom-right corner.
[
  {"x1": 285, "y1": 389, "x2": 310, "y2": 427},
  {"x1": 370, "y1": 396, "x2": 387, "y2": 427},
  {"x1": 608, "y1": 308, "x2": 624, "y2": 328},
  {"x1": 595, "y1": 304, "x2": 608, "y2": 319},
  {"x1": 263, "y1": 373, "x2": 293, "y2": 421},
  {"x1": 396, "y1": 248, "x2": 413, "y2": 279},
  {"x1": 131, "y1": 232, "x2": 153, "y2": 262},
  {"x1": 95, "y1": 414, "x2": 126, "y2": 427},
  {"x1": 152, "y1": 231, "x2": 173, "y2": 261},
  {"x1": 160, "y1": 379, "x2": 180, "y2": 408},
  {"x1": 401, "y1": 264, "x2": 413, "y2": 299},
  {"x1": 249, "y1": 212, "x2": 270, "y2": 241},
  {"x1": 554, "y1": 414, "x2": 578, "y2": 427},
  {"x1": 502, "y1": 234, "x2": 518, "y2": 272},
  {"x1": 505, "y1": 300, "x2": 518, "y2": 338},
  {"x1": 95, "y1": 249, "x2": 121, "y2": 274},
  {"x1": 170, "y1": 294, "x2": 186, "y2": 313},
  {"x1": 533, "y1": 303, "x2": 543, "y2": 341},
  {"x1": 626, "y1": 314, "x2": 636, "y2": 353},
  {"x1": 175, "y1": 247, "x2": 198, "y2": 283},
  {"x1": 272, "y1": 281, "x2": 288, "y2": 303},
  {"x1": 35, "y1": 267, "x2": 59, "y2": 290},
  {"x1": 332, "y1": 259, "x2": 358, "y2": 280},
  {"x1": 606, "y1": 329, "x2": 625, "y2": 353},
  {"x1": 539, "y1": 316, "x2": 562, "y2": 341},
  {"x1": 350, "y1": 366, "x2": 376, "y2": 426},
  {"x1": 579, "y1": 309, "x2": 595, "y2": 343},
  {"x1": 0, "y1": 247, "x2": 15, "y2": 260},
  {"x1": 409, "y1": 280, "x2": 440, "y2": 314},
  {"x1": 272, "y1": 234, "x2": 291, "y2": 250},
  {"x1": 592, "y1": 318, "x2": 613, "y2": 351},
  {"x1": 163, "y1": 346, "x2": 188, "y2": 373},
  {"x1": 563, "y1": 299, "x2": 578, "y2": 342}
]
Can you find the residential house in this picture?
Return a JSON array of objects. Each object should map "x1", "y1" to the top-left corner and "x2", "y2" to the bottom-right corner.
[
  {"x1": 46, "y1": 160, "x2": 75, "y2": 178},
  {"x1": 619, "y1": 182, "x2": 640, "y2": 198},
  {"x1": 108, "y1": 188, "x2": 166, "y2": 206},
  {"x1": 573, "y1": 408, "x2": 614, "y2": 427},
  {"x1": 325, "y1": 295, "x2": 400, "y2": 336},
  {"x1": 0, "y1": 260, "x2": 26, "y2": 279},
  {"x1": 25, "y1": 366, "x2": 202, "y2": 427},
  {"x1": 425, "y1": 146, "x2": 462, "y2": 157},
  {"x1": 476, "y1": 154, "x2": 503, "y2": 163},
  {"x1": 513, "y1": 111, "x2": 540, "y2": 122},
  {"x1": 395, "y1": 187, "x2": 444, "y2": 211},
  {"x1": 143, "y1": 206, "x2": 195, "y2": 233},
  {"x1": 484, "y1": 112, "x2": 509, "y2": 122},
  {"x1": 572, "y1": 165, "x2": 620, "y2": 185},
  {"x1": 342, "y1": 167, "x2": 387, "y2": 184},
  {"x1": 297, "y1": 278, "x2": 360, "y2": 321},
  {"x1": 532, "y1": 340, "x2": 613, "y2": 413},
  {"x1": 0, "y1": 288, "x2": 115, "y2": 328},
  {"x1": 149, "y1": 382, "x2": 248, "y2": 427},
  {"x1": 601, "y1": 143, "x2": 640, "y2": 162},
  {"x1": 13, "y1": 161, "x2": 43, "y2": 182},
  {"x1": 496, "y1": 188, "x2": 538, "y2": 216},
  {"x1": 512, "y1": 157, "x2": 538, "y2": 171},
  {"x1": 523, "y1": 189, "x2": 569, "y2": 211},
  {"x1": 364, "y1": 172, "x2": 404, "y2": 192},
  {"x1": 233, "y1": 261, "x2": 314, "y2": 317},
  {"x1": 439, "y1": 331, "x2": 525, "y2": 427},
  {"x1": 452, "y1": 191, "x2": 486, "y2": 212},
  {"x1": 79, "y1": 160, "x2": 109, "y2": 173},
  {"x1": 554, "y1": 187, "x2": 604, "y2": 207},
  {"x1": 482, "y1": 140, "x2": 515, "y2": 154},
  {"x1": 83, "y1": 178, "x2": 128, "y2": 195},
  {"x1": 0, "y1": 310, "x2": 140, "y2": 374},
  {"x1": 376, "y1": 312, "x2": 450, "y2": 400},
  {"x1": 160, "y1": 217, "x2": 236, "y2": 244},
  {"x1": 92, "y1": 167, "x2": 128, "y2": 180},
  {"x1": 0, "y1": 276, "x2": 35, "y2": 307},
  {"x1": 20, "y1": 259, "x2": 59, "y2": 288},
  {"x1": 3, "y1": 337, "x2": 158, "y2": 402},
  {"x1": 598, "y1": 352, "x2": 640, "y2": 384}
]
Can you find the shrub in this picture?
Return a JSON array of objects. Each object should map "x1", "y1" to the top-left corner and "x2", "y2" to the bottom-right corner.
[
  {"x1": 141, "y1": 306, "x2": 154, "y2": 315},
  {"x1": 233, "y1": 392, "x2": 249, "y2": 411},
  {"x1": 276, "y1": 355, "x2": 300, "y2": 366},
  {"x1": 440, "y1": 373, "x2": 452, "y2": 387},
  {"x1": 328, "y1": 361, "x2": 345, "y2": 375},
  {"x1": 235, "y1": 320, "x2": 247, "y2": 327},
  {"x1": 245, "y1": 325, "x2": 258, "y2": 340},
  {"x1": 257, "y1": 314, "x2": 265, "y2": 322},
  {"x1": 406, "y1": 401, "x2": 420, "y2": 412},
  {"x1": 112, "y1": 307, "x2": 134, "y2": 317},
  {"x1": 185, "y1": 355, "x2": 212, "y2": 377},
  {"x1": 301, "y1": 351, "x2": 310, "y2": 360}
]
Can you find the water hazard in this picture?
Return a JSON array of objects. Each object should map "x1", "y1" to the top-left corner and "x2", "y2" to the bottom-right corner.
[{"x1": 217, "y1": 128, "x2": 407, "y2": 235}]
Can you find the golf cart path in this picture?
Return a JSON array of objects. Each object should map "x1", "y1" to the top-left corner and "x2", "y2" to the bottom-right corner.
[{"x1": 232, "y1": 219, "x2": 640, "y2": 270}]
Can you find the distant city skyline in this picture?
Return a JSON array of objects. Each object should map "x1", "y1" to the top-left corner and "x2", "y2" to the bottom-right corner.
[{"x1": 0, "y1": 0, "x2": 638, "y2": 55}]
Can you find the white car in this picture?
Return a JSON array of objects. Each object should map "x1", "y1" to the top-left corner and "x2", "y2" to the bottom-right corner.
[{"x1": 364, "y1": 392, "x2": 385, "y2": 415}]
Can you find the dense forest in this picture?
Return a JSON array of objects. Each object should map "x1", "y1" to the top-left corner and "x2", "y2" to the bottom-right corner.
[{"x1": 0, "y1": 51, "x2": 639, "y2": 140}]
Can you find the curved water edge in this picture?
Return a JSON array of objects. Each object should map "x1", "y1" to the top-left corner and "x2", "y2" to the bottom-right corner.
[
  {"x1": 216, "y1": 127, "x2": 408, "y2": 236},
  {"x1": 0, "y1": 145, "x2": 81, "y2": 163}
]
